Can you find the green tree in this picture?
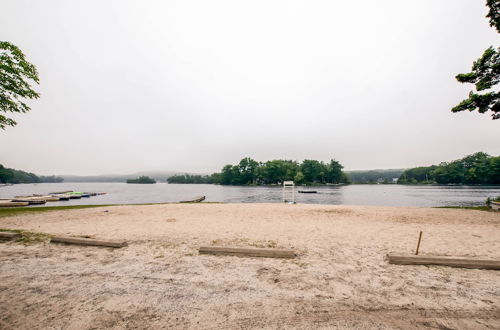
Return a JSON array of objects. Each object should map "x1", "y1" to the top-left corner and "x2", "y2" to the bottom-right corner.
[
  {"x1": 300, "y1": 160, "x2": 327, "y2": 184},
  {"x1": 238, "y1": 157, "x2": 259, "y2": 185},
  {"x1": 294, "y1": 171, "x2": 305, "y2": 184},
  {"x1": 325, "y1": 159, "x2": 344, "y2": 183},
  {"x1": 486, "y1": 0, "x2": 500, "y2": 33},
  {"x1": 0, "y1": 41, "x2": 40, "y2": 129},
  {"x1": 452, "y1": 2, "x2": 499, "y2": 120},
  {"x1": 220, "y1": 165, "x2": 235, "y2": 185}
]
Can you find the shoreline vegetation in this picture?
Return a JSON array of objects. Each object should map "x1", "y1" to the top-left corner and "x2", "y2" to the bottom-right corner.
[
  {"x1": 1, "y1": 152, "x2": 498, "y2": 186},
  {"x1": 167, "y1": 152, "x2": 499, "y2": 186},
  {"x1": 169, "y1": 157, "x2": 349, "y2": 185}
]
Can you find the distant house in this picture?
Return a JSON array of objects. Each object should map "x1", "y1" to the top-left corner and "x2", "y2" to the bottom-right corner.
[{"x1": 392, "y1": 178, "x2": 398, "y2": 183}]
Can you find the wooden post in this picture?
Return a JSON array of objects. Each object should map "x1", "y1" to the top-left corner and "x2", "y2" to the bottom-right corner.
[{"x1": 415, "y1": 231, "x2": 423, "y2": 255}]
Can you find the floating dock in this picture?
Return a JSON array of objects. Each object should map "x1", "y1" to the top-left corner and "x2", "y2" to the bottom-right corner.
[
  {"x1": 0, "y1": 191, "x2": 105, "y2": 208},
  {"x1": 0, "y1": 201, "x2": 30, "y2": 207}
]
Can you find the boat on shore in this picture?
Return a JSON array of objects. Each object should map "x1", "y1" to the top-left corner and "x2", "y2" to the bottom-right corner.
[{"x1": 180, "y1": 196, "x2": 206, "y2": 203}]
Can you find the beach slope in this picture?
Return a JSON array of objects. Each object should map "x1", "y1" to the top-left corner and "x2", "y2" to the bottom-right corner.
[{"x1": 0, "y1": 204, "x2": 499, "y2": 329}]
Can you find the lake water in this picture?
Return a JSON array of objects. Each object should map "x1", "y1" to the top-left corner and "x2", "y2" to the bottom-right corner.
[{"x1": 1, "y1": 183, "x2": 499, "y2": 207}]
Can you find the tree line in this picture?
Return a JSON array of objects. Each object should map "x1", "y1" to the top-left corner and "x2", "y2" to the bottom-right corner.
[
  {"x1": 398, "y1": 152, "x2": 500, "y2": 184},
  {"x1": 168, "y1": 157, "x2": 349, "y2": 185},
  {"x1": 347, "y1": 169, "x2": 403, "y2": 184},
  {"x1": 126, "y1": 176, "x2": 156, "y2": 184},
  {"x1": 0, "y1": 164, "x2": 64, "y2": 184}
]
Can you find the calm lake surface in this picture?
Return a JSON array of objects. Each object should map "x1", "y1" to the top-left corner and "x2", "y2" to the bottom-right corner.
[{"x1": 1, "y1": 183, "x2": 500, "y2": 207}]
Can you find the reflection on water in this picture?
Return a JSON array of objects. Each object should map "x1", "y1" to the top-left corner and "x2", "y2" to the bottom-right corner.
[{"x1": 1, "y1": 183, "x2": 499, "y2": 207}]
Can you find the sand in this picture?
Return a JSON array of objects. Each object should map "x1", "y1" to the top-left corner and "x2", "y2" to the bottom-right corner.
[{"x1": 0, "y1": 203, "x2": 499, "y2": 329}]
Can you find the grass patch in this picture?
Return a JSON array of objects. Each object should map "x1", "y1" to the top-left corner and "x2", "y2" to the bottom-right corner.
[
  {"x1": 0, "y1": 201, "x2": 224, "y2": 219},
  {"x1": 0, "y1": 228, "x2": 22, "y2": 233},
  {"x1": 0, "y1": 228, "x2": 51, "y2": 244},
  {"x1": 435, "y1": 206, "x2": 492, "y2": 211},
  {"x1": 0, "y1": 204, "x2": 114, "y2": 218},
  {"x1": 16, "y1": 231, "x2": 52, "y2": 244},
  {"x1": 0, "y1": 202, "x2": 224, "y2": 218}
]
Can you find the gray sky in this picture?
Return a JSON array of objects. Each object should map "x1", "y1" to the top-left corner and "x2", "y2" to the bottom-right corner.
[{"x1": 1, "y1": 0, "x2": 499, "y2": 175}]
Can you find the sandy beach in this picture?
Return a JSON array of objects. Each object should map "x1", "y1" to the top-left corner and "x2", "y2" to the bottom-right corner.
[{"x1": 0, "y1": 203, "x2": 499, "y2": 329}]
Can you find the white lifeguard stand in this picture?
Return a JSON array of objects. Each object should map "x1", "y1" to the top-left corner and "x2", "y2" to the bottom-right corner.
[{"x1": 283, "y1": 181, "x2": 295, "y2": 204}]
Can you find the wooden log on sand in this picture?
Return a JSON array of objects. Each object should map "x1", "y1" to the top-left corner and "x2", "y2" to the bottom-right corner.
[
  {"x1": 0, "y1": 232, "x2": 20, "y2": 240},
  {"x1": 387, "y1": 254, "x2": 500, "y2": 270},
  {"x1": 199, "y1": 246, "x2": 295, "y2": 259},
  {"x1": 180, "y1": 196, "x2": 206, "y2": 203},
  {"x1": 50, "y1": 236, "x2": 128, "y2": 248}
]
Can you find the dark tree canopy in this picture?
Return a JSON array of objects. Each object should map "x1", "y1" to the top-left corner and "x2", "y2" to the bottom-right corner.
[
  {"x1": 452, "y1": 2, "x2": 499, "y2": 120},
  {"x1": 0, "y1": 41, "x2": 40, "y2": 129},
  {"x1": 487, "y1": 0, "x2": 500, "y2": 33}
]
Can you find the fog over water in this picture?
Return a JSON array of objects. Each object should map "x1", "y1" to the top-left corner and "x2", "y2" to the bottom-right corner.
[{"x1": 1, "y1": 0, "x2": 499, "y2": 175}]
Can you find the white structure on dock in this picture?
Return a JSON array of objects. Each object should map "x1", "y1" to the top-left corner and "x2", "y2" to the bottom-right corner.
[{"x1": 283, "y1": 181, "x2": 295, "y2": 204}]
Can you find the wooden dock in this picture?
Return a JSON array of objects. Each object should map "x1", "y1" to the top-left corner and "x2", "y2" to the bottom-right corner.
[{"x1": 0, "y1": 201, "x2": 30, "y2": 207}]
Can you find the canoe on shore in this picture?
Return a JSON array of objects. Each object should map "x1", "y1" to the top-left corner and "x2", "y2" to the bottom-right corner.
[{"x1": 180, "y1": 196, "x2": 206, "y2": 203}]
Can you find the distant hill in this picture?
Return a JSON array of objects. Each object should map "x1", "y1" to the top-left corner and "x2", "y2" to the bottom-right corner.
[
  {"x1": 1, "y1": 164, "x2": 64, "y2": 184},
  {"x1": 60, "y1": 171, "x2": 207, "y2": 183},
  {"x1": 345, "y1": 169, "x2": 404, "y2": 183}
]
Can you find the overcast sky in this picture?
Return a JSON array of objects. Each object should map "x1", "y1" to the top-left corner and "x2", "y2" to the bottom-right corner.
[{"x1": 1, "y1": 0, "x2": 499, "y2": 175}]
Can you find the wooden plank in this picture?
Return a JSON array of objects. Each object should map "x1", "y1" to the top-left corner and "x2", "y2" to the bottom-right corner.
[
  {"x1": 51, "y1": 236, "x2": 127, "y2": 248},
  {"x1": 199, "y1": 246, "x2": 295, "y2": 259},
  {"x1": 0, "y1": 232, "x2": 20, "y2": 240},
  {"x1": 387, "y1": 254, "x2": 500, "y2": 270}
]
